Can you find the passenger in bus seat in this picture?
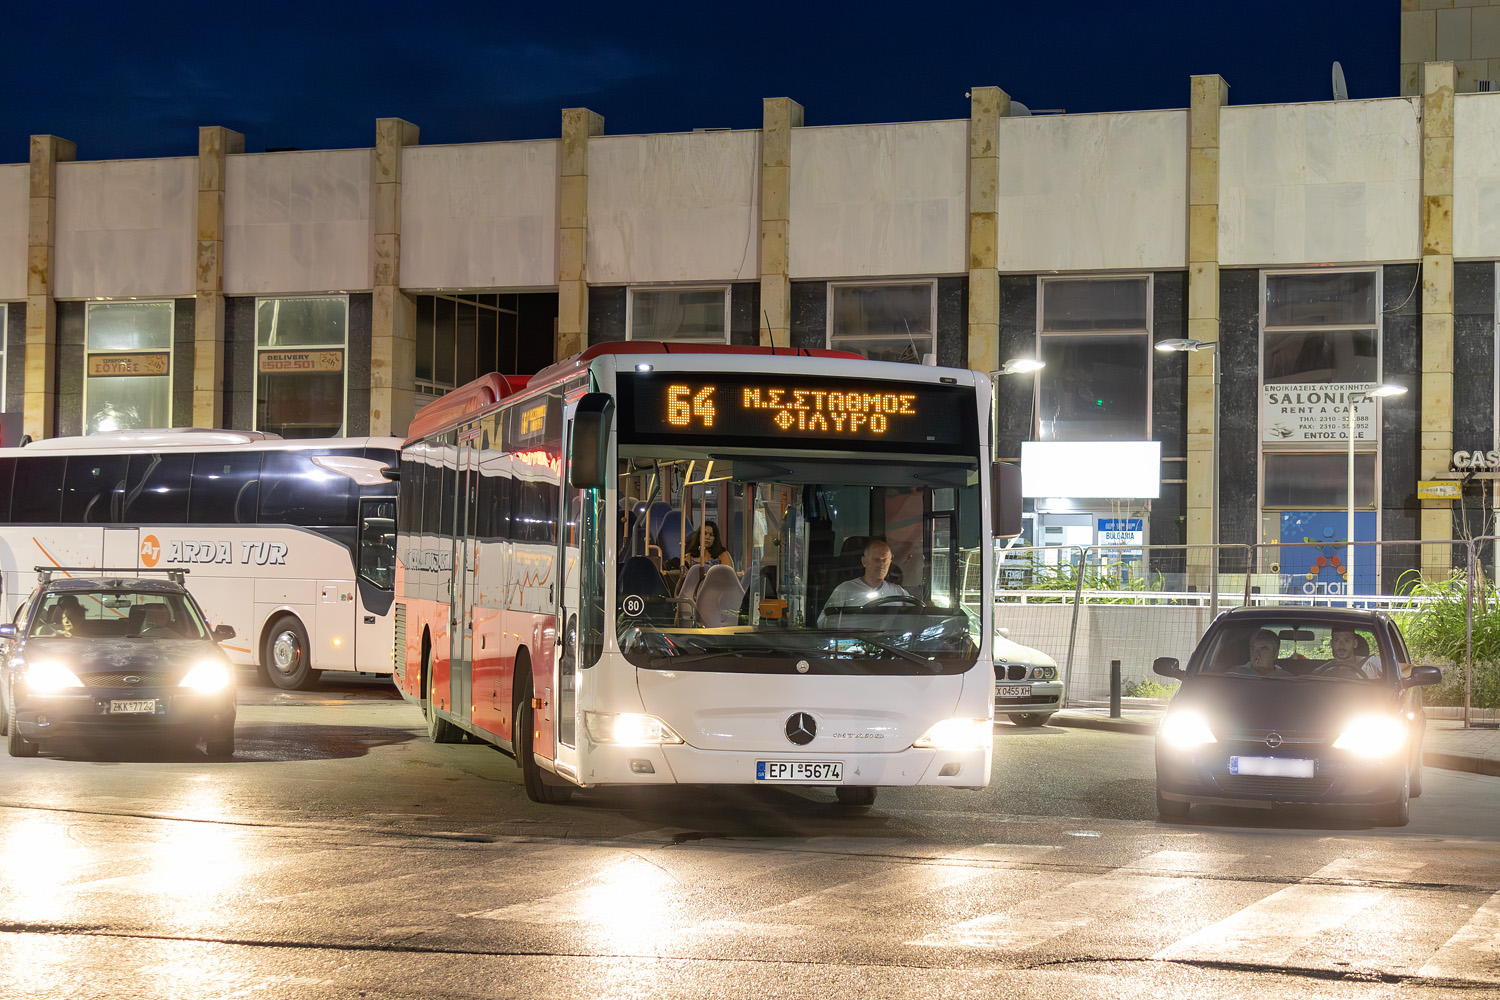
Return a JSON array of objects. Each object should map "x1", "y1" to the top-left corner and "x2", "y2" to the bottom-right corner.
[{"x1": 683, "y1": 521, "x2": 734, "y2": 572}]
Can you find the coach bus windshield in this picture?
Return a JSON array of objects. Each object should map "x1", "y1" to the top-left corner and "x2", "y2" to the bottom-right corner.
[{"x1": 614, "y1": 453, "x2": 982, "y2": 676}]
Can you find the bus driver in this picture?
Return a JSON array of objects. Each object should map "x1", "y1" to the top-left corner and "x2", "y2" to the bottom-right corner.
[{"x1": 819, "y1": 539, "x2": 909, "y2": 626}]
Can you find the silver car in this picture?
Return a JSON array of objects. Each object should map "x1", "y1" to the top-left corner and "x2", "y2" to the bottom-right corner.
[{"x1": 993, "y1": 627, "x2": 1063, "y2": 726}]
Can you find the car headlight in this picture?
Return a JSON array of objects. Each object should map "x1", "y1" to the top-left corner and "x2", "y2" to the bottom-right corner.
[
  {"x1": 22, "y1": 660, "x2": 85, "y2": 694},
  {"x1": 179, "y1": 661, "x2": 234, "y2": 693},
  {"x1": 584, "y1": 711, "x2": 683, "y2": 746},
  {"x1": 1160, "y1": 710, "x2": 1217, "y2": 747},
  {"x1": 914, "y1": 718, "x2": 993, "y2": 751},
  {"x1": 1332, "y1": 715, "x2": 1406, "y2": 758}
]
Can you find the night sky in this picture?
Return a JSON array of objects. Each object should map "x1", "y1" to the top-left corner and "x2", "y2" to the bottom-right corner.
[{"x1": 3, "y1": 1, "x2": 1397, "y2": 163}]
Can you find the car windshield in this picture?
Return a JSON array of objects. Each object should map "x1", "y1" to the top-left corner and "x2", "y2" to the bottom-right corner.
[
  {"x1": 29, "y1": 590, "x2": 209, "y2": 641},
  {"x1": 1195, "y1": 621, "x2": 1386, "y2": 681},
  {"x1": 613, "y1": 452, "x2": 983, "y2": 675}
]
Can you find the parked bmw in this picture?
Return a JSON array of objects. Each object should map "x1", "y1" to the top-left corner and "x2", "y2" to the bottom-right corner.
[
  {"x1": 1152, "y1": 607, "x2": 1440, "y2": 826},
  {"x1": 993, "y1": 627, "x2": 1062, "y2": 726},
  {"x1": 1, "y1": 572, "x2": 238, "y2": 758}
]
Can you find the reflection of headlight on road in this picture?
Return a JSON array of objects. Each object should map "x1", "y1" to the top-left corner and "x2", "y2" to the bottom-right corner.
[
  {"x1": 1160, "y1": 710, "x2": 1217, "y2": 747},
  {"x1": 1333, "y1": 715, "x2": 1405, "y2": 757},
  {"x1": 23, "y1": 660, "x2": 85, "y2": 694},
  {"x1": 584, "y1": 712, "x2": 683, "y2": 746},
  {"x1": 179, "y1": 661, "x2": 233, "y2": 693},
  {"x1": 914, "y1": 718, "x2": 993, "y2": 750}
]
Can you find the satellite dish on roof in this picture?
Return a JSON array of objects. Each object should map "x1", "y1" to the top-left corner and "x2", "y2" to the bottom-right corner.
[
  {"x1": 1008, "y1": 100, "x2": 1031, "y2": 117},
  {"x1": 1332, "y1": 61, "x2": 1348, "y2": 101}
]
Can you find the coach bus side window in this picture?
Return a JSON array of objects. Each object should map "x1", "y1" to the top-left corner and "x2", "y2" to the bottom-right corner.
[
  {"x1": 11, "y1": 457, "x2": 66, "y2": 522},
  {"x1": 421, "y1": 450, "x2": 442, "y2": 537},
  {"x1": 62, "y1": 455, "x2": 127, "y2": 523},
  {"x1": 258, "y1": 450, "x2": 355, "y2": 527},
  {"x1": 124, "y1": 453, "x2": 193, "y2": 523},
  {"x1": 190, "y1": 451, "x2": 264, "y2": 524},
  {"x1": 0, "y1": 456, "x2": 15, "y2": 522}
]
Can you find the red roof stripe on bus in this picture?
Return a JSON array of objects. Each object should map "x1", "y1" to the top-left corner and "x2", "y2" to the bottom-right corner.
[{"x1": 404, "y1": 372, "x2": 530, "y2": 442}]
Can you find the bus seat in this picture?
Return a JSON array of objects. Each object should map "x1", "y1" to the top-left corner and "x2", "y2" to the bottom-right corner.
[
  {"x1": 657, "y1": 510, "x2": 694, "y2": 560},
  {"x1": 619, "y1": 556, "x2": 671, "y2": 598},
  {"x1": 695, "y1": 564, "x2": 744, "y2": 627}
]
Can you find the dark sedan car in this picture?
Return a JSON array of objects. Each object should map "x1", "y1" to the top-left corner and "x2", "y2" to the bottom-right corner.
[
  {"x1": 1, "y1": 573, "x2": 238, "y2": 758},
  {"x1": 1152, "y1": 607, "x2": 1441, "y2": 826}
]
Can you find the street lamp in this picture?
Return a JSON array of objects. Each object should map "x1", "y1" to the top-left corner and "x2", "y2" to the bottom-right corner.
[
  {"x1": 1156, "y1": 338, "x2": 1220, "y2": 612},
  {"x1": 1346, "y1": 383, "x2": 1406, "y2": 600},
  {"x1": 986, "y1": 358, "x2": 1045, "y2": 461}
]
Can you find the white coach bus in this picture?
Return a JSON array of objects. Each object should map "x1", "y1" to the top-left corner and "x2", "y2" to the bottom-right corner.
[{"x1": 0, "y1": 429, "x2": 400, "y2": 689}]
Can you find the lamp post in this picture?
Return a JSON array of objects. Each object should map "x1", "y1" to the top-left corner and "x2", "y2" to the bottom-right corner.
[
  {"x1": 1156, "y1": 338, "x2": 1220, "y2": 613},
  {"x1": 987, "y1": 358, "x2": 1045, "y2": 462},
  {"x1": 1346, "y1": 383, "x2": 1407, "y2": 601}
]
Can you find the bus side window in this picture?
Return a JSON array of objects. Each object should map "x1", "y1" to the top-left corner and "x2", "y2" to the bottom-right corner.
[
  {"x1": 259, "y1": 451, "x2": 355, "y2": 527},
  {"x1": 190, "y1": 451, "x2": 264, "y2": 525},
  {"x1": 11, "y1": 457, "x2": 66, "y2": 522},
  {"x1": 62, "y1": 454, "x2": 127, "y2": 523},
  {"x1": 0, "y1": 456, "x2": 15, "y2": 522},
  {"x1": 124, "y1": 453, "x2": 192, "y2": 523}
]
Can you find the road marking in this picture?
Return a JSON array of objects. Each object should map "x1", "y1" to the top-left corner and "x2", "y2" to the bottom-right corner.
[{"x1": 1420, "y1": 890, "x2": 1500, "y2": 984}]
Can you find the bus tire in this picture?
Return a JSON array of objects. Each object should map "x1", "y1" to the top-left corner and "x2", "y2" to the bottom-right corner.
[
  {"x1": 264, "y1": 614, "x2": 319, "y2": 691},
  {"x1": 835, "y1": 786, "x2": 876, "y2": 808},
  {"x1": 517, "y1": 676, "x2": 573, "y2": 804},
  {"x1": 425, "y1": 660, "x2": 464, "y2": 744}
]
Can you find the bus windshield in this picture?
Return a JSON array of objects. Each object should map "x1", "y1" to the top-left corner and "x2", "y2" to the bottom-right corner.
[{"x1": 614, "y1": 451, "x2": 982, "y2": 675}]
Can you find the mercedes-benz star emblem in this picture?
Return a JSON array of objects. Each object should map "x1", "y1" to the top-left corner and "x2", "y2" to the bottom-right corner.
[
  {"x1": 1265, "y1": 732, "x2": 1284, "y2": 749},
  {"x1": 785, "y1": 712, "x2": 816, "y2": 746}
]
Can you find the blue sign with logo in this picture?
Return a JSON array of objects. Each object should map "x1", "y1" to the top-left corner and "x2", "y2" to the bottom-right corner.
[{"x1": 1098, "y1": 518, "x2": 1143, "y2": 533}]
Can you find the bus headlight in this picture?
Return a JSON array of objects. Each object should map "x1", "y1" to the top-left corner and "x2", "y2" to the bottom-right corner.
[
  {"x1": 1160, "y1": 710, "x2": 1217, "y2": 747},
  {"x1": 22, "y1": 660, "x2": 85, "y2": 694},
  {"x1": 1332, "y1": 716, "x2": 1406, "y2": 758},
  {"x1": 914, "y1": 718, "x2": 993, "y2": 751},
  {"x1": 584, "y1": 711, "x2": 683, "y2": 746},
  {"x1": 179, "y1": 661, "x2": 234, "y2": 693}
]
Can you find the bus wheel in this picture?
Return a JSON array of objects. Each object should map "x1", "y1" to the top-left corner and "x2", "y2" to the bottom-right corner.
[
  {"x1": 425, "y1": 664, "x2": 463, "y2": 744},
  {"x1": 517, "y1": 679, "x2": 574, "y2": 804},
  {"x1": 264, "y1": 615, "x2": 320, "y2": 691},
  {"x1": 835, "y1": 786, "x2": 876, "y2": 809}
]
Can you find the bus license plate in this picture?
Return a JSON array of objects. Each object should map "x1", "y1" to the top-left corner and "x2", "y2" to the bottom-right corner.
[
  {"x1": 756, "y1": 761, "x2": 843, "y2": 782},
  {"x1": 109, "y1": 699, "x2": 157, "y2": 715},
  {"x1": 1230, "y1": 756, "x2": 1314, "y2": 777},
  {"x1": 995, "y1": 684, "x2": 1031, "y2": 699}
]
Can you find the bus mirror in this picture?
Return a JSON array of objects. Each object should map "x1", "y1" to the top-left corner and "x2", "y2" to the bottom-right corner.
[
  {"x1": 570, "y1": 393, "x2": 615, "y2": 490},
  {"x1": 991, "y1": 462, "x2": 1021, "y2": 539}
]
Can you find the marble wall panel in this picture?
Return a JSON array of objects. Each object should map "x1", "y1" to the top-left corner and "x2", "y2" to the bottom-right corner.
[
  {"x1": 1218, "y1": 269, "x2": 1260, "y2": 547},
  {"x1": 347, "y1": 292, "x2": 372, "y2": 437},
  {"x1": 588, "y1": 131, "x2": 760, "y2": 285},
  {"x1": 994, "y1": 274, "x2": 1037, "y2": 462},
  {"x1": 789, "y1": 121, "x2": 967, "y2": 279},
  {"x1": 994, "y1": 110, "x2": 1188, "y2": 273},
  {"x1": 53, "y1": 158, "x2": 197, "y2": 299},
  {"x1": 1382, "y1": 263, "x2": 1422, "y2": 561},
  {"x1": 0, "y1": 164, "x2": 26, "y2": 301},
  {"x1": 225, "y1": 149, "x2": 373, "y2": 295},
  {"x1": 172, "y1": 297, "x2": 194, "y2": 428},
  {"x1": 790, "y1": 280, "x2": 827, "y2": 350},
  {"x1": 1454, "y1": 93, "x2": 1500, "y2": 258},
  {"x1": 56, "y1": 301, "x2": 84, "y2": 436},
  {"x1": 587, "y1": 286, "x2": 626, "y2": 345},
  {"x1": 401, "y1": 141, "x2": 558, "y2": 290},
  {"x1": 226, "y1": 296, "x2": 255, "y2": 429},
  {"x1": 730, "y1": 283, "x2": 760, "y2": 346},
  {"x1": 1220, "y1": 98, "x2": 1421, "y2": 266},
  {"x1": 936, "y1": 277, "x2": 967, "y2": 368},
  {"x1": 4, "y1": 302, "x2": 24, "y2": 420}
]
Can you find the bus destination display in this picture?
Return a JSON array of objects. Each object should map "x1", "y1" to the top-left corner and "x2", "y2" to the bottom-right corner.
[{"x1": 618, "y1": 373, "x2": 975, "y2": 453}]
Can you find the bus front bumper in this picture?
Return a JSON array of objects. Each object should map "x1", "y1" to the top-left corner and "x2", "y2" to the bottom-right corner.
[{"x1": 573, "y1": 742, "x2": 992, "y2": 788}]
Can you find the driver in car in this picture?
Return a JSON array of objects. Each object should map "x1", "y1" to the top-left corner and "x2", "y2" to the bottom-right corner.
[
  {"x1": 1318, "y1": 627, "x2": 1374, "y2": 678},
  {"x1": 819, "y1": 539, "x2": 910, "y2": 626}
]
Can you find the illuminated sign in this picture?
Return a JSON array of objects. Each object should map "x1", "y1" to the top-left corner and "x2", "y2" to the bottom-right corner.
[
  {"x1": 519, "y1": 403, "x2": 547, "y2": 435},
  {"x1": 618, "y1": 373, "x2": 975, "y2": 453},
  {"x1": 258, "y1": 350, "x2": 344, "y2": 374},
  {"x1": 88, "y1": 353, "x2": 170, "y2": 377}
]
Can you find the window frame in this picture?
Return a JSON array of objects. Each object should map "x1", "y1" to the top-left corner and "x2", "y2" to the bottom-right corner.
[
  {"x1": 82, "y1": 298, "x2": 175, "y2": 434},
  {"x1": 824, "y1": 279, "x2": 937, "y2": 363},
  {"x1": 252, "y1": 294, "x2": 350, "y2": 438},
  {"x1": 1032, "y1": 273, "x2": 1155, "y2": 442},
  {"x1": 626, "y1": 285, "x2": 731, "y2": 344}
]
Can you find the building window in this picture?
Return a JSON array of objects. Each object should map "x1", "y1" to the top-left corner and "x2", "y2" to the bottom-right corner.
[
  {"x1": 254, "y1": 295, "x2": 347, "y2": 438},
  {"x1": 1259, "y1": 268, "x2": 1381, "y2": 509},
  {"x1": 414, "y1": 294, "x2": 519, "y2": 409},
  {"x1": 628, "y1": 287, "x2": 729, "y2": 343},
  {"x1": 827, "y1": 282, "x2": 935, "y2": 363},
  {"x1": 84, "y1": 300, "x2": 174, "y2": 433},
  {"x1": 1035, "y1": 276, "x2": 1151, "y2": 441}
]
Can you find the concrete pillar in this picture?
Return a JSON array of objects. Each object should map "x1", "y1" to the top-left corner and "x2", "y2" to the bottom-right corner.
[
  {"x1": 1420, "y1": 62, "x2": 1456, "y2": 578},
  {"x1": 25, "y1": 134, "x2": 75, "y2": 441},
  {"x1": 194, "y1": 126, "x2": 244, "y2": 429},
  {"x1": 759, "y1": 98, "x2": 802, "y2": 348},
  {"x1": 967, "y1": 86, "x2": 1008, "y2": 376},
  {"x1": 1186, "y1": 75, "x2": 1229, "y2": 586},
  {"x1": 558, "y1": 107, "x2": 604, "y2": 359},
  {"x1": 370, "y1": 117, "x2": 420, "y2": 437}
]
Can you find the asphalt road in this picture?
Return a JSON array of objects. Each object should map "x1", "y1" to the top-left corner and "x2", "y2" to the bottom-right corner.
[{"x1": 1, "y1": 674, "x2": 1497, "y2": 999}]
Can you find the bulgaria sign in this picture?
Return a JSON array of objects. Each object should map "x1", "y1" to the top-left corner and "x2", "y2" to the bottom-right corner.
[{"x1": 1262, "y1": 382, "x2": 1379, "y2": 444}]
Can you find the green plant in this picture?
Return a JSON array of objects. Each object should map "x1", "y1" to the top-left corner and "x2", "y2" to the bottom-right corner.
[
  {"x1": 1393, "y1": 569, "x2": 1500, "y2": 708},
  {"x1": 1122, "y1": 677, "x2": 1178, "y2": 699}
]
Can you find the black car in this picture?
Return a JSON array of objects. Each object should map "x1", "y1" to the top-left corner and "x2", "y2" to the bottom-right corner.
[
  {"x1": 1152, "y1": 607, "x2": 1441, "y2": 826},
  {"x1": 0, "y1": 572, "x2": 239, "y2": 758}
]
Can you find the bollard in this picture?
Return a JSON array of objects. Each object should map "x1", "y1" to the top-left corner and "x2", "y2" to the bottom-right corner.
[{"x1": 1110, "y1": 659, "x2": 1122, "y2": 718}]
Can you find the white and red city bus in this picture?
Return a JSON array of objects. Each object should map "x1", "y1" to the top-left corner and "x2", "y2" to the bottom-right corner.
[
  {"x1": 0, "y1": 429, "x2": 400, "y2": 689},
  {"x1": 394, "y1": 343, "x2": 1019, "y2": 804}
]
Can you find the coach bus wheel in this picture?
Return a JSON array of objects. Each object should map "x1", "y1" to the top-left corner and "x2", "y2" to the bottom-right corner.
[
  {"x1": 424, "y1": 663, "x2": 464, "y2": 744},
  {"x1": 835, "y1": 786, "x2": 876, "y2": 809},
  {"x1": 264, "y1": 614, "x2": 320, "y2": 691},
  {"x1": 517, "y1": 680, "x2": 574, "y2": 804}
]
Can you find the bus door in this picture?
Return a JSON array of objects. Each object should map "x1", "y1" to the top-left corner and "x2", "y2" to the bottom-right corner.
[
  {"x1": 447, "y1": 428, "x2": 481, "y2": 724},
  {"x1": 104, "y1": 527, "x2": 141, "y2": 570},
  {"x1": 553, "y1": 400, "x2": 586, "y2": 762}
]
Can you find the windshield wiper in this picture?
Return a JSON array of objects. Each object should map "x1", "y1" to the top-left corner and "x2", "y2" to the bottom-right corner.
[{"x1": 840, "y1": 635, "x2": 940, "y2": 669}]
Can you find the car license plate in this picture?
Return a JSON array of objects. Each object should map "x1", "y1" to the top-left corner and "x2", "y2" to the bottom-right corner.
[
  {"x1": 109, "y1": 699, "x2": 157, "y2": 715},
  {"x1": 1230, "y1": 755, "x2": 1314, "y2": 778},
  {"x1": 756, "y1": 761, "x2": 842, "y2": 782},
  {"x1": 995, "y1": 684, "x2": 1031, "y2": 699}
]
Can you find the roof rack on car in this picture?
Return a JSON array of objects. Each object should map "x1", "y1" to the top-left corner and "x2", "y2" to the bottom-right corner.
[{"x1": 35, "y1": 566, "x2": 190, "y2": 586}]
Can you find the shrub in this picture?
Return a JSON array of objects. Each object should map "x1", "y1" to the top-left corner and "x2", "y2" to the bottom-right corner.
[
  {"x1": 1393, "y1": 570, "x2": 1500, "y2": 708},
  {"x1": 1123, "y1": 677, "x2": 1178, "y2": 700}
]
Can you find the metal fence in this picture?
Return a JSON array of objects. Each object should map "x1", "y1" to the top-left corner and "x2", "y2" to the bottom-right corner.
[{"x1": 980, "y1": 539, "x2": 1497, "y2": 727}]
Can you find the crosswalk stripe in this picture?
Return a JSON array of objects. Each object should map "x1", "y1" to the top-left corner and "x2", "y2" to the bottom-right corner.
[
  {"x1": 1153, "y1": 857, "x2": 1427, "y2": 967},
  {"x1": 1420, "y1": 889, "x2": 1500, "y2": 984}
]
